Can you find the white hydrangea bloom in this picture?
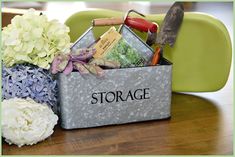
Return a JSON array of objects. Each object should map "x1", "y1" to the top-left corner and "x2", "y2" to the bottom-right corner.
[
  {"x1": 2, "y1": 8, "x2": 71, "y2": 69},
  {"x1": 2, "y1": 98, "x2": 58, "y2": 147}
]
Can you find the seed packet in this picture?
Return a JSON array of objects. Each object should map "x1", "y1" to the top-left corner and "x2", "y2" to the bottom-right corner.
[{"x1": 93, "y1": 27, "x2": 148, "y2": 68}]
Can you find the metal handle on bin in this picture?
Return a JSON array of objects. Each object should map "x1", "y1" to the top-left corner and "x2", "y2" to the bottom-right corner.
[{"x1": 92, "y1": 10, "x2": 158, "y2": 47}]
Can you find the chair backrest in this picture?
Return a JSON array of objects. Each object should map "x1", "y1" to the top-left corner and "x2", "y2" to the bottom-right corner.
[{"x1": 65, "y1": 10, "x2": 232, "y2": 92}]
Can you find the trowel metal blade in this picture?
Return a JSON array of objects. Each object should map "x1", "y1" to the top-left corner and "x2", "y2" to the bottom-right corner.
[{"x1": 156, "y1": 2, "x2": 184, "y2": 47}]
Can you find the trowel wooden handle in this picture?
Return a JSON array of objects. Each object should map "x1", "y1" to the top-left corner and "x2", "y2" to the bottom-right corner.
[{"x1": 92, "y1": 18, "x2": 124, "y2": 26}]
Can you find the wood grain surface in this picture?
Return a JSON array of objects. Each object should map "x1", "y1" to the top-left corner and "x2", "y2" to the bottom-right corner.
[{"x1": 2, "y1": 91, "x2": 233, "y2": 155}]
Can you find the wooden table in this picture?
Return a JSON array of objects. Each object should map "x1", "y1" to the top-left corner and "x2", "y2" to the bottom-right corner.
[{"x1": 3, "y1": 90, "x2": 233, "y2": 155}]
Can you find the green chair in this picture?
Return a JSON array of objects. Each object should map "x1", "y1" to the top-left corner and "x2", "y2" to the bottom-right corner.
[{"x1": 65, "y1": 9, "x2": 232, "y2": 92}]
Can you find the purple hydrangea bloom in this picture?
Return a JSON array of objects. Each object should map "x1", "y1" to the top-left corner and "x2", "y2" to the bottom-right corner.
[{"x1": 2, "y1": 64, "x2": 58, "y2": 112}]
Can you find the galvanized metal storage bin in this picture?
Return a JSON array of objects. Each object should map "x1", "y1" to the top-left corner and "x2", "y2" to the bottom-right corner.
[{"x1": 58, "y1": 59, "x2": 172, "y2": 129}]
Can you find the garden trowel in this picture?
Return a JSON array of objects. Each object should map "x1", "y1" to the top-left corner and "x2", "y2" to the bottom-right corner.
[{"x1": 151, "y1": 2, "x2": 184, "y2": 65}]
